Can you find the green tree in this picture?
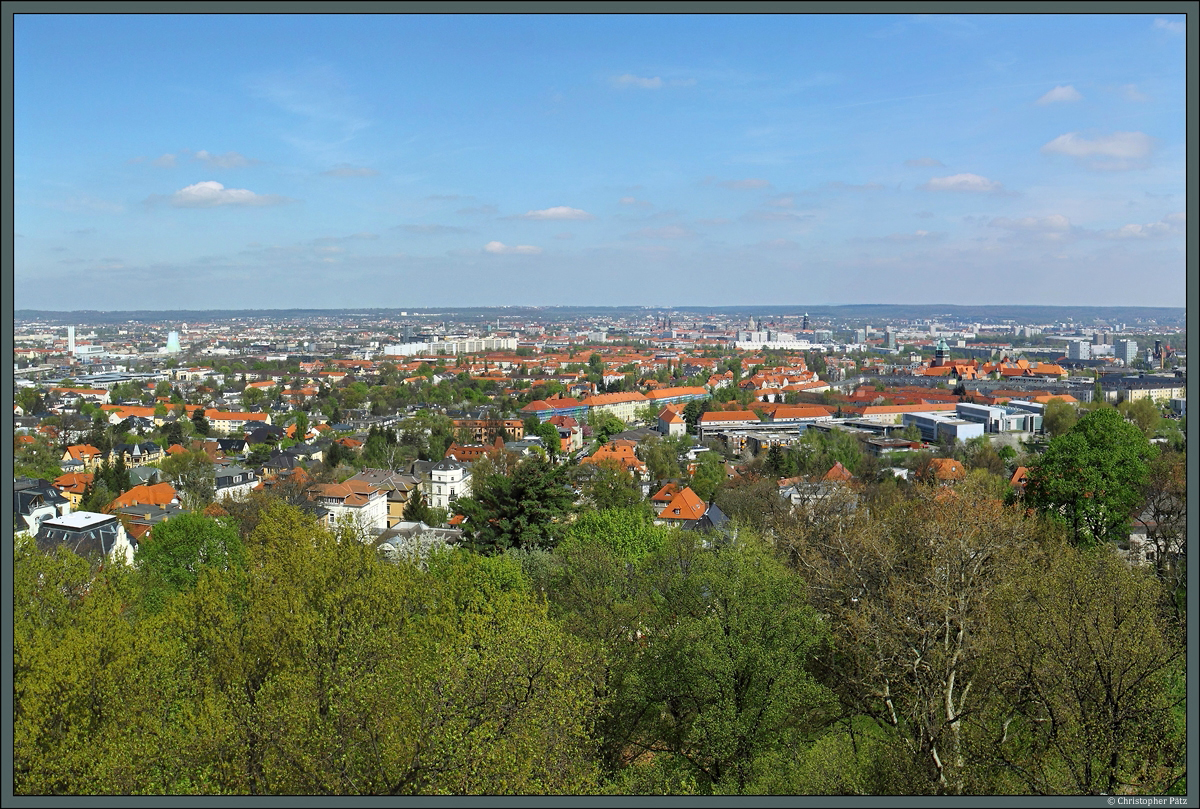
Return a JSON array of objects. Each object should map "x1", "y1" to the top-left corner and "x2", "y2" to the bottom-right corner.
[
  {"x1": 14, "y1": 433, "x2": 64, "y2": 481},
  {"x1": 402, "y1": 489, "x2": 434, "y2": 524},
  {"x1": 573, "y1": 459, "x2": 646, "y2": 511},
  {"x1": 597, "y1": 532, "x2": 837, "y2": 793},
  {"x1": 191, "y1": 407, "x2": 210, "y2": 437},
  {"x1": 241, "y1": 385, "x2": 264, "y2": 409},
  {"x1": 1024, "y1": 406, "x2": 1157, "y2": 547},
  {"x1": 1118, "y1": 397, "x2": 1161, "y2": 438},
  {"x1": 135, "y1": 513, "x2": 246, "y2": 612},
  {"x1": 1041, "y1": 398, "x2": 1077, "y2": 438},
  {"x1": 689, "y1": 450, "x2": 726, "y2": 502},
  {"x1": 975, "y1": 543, "x2": 1185, "y2": 795},
  {"x1": 455, "y1": 457, "x2": 574, "y2": 554},
  {"x1": 291, "y1": 409, "x2": 309, "y2": 441},
  {"x1": 160, "y1": 448, "x2": 216, "y2": 512},
  {"x1": 589, "y1": 411, "x2": 626, "y2": 443}
]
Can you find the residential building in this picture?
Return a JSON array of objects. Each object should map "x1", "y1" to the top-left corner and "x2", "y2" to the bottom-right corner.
[
  {"x1": 15, "y1": 477, "x2": 72, "y2": 534},
  {"x1": 306, "y1": 480, "x2": 389, "y2": 536},
  {"x1": 36, "y1": 511, "x2": 135, "y2": 566},
  {"x1": 427, "y1": 459, "x2": 472, "y2": 511}
]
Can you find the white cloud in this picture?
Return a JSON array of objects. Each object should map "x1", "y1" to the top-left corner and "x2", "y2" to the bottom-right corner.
[
  {"x1": 720, "y1": 177, "x2": 772, "y2": 190},
  {"x1": 152, "y1": 153, "x2": 177, "y2": 168},
  {"x1": 1118, "y1": 83, "x2": 1149, "y2": 102},
  {"x1": 922, "y1": 173, "x2": 1004, "y2": 193},
  {"x1": 613, "y1": 74, "x2": 663, "y2": 89},
  {"x1": 1041, "y1": 132, "x2": 1158, "y2": 172},
  {"x1": 458, "y1": 204, "x2": 498, "y2": 216},
  {"x1": 166, "y1": 181, "x2": 289, "y2": 208},
  {"x1": 628, "y1": 225, "x2": 693, "y2": 240},
  {"x1": 555, "y1": 232, "x2": 575, "y2": 240},
  {"x1": 869, "y1": 230, "x2": 946, "y2": 243},
  {"x1": 989, "y1": 214, "x2": 1072, "y2": 232},
  {"x1": 823, "y1": 181, "x2": 885, "y2": 191},
  {"x1": 1036, "y1": 85, "x2": 1082, "y2": 105},
  {"x1": 518, "y1": 206, "x2": 593, "y2": 220},
  {"x1": 1041, "y1": 131, "x2": 1155, "y2": 160},
  {"x1": 322, "y1": 164, "x2": 380, "y2": 177},
  {"x1": 767, "y1": 194, "x2": 795, "y2": 208},
  {"x1": 619, "y1": 196, "x2": 651, "y2": 207},
  {"x1": 194, "y1": 150, "x2": 256, "y2": 169},
  {"x1": 904, "y1": 157, "x2": 944, "y2": 167},
  {"x1": 1154, "y1": 18, "x2": 1184, "y2": 33},
  {"x1": 394, "y1": 224, "x2": 470, "y2": 234},
  {"x1": 484, "y1": 241, "x2": 541, "y2": 255},
  {"x1": 1102, "y1": 212, "x2": 1185, "y2": 239}
]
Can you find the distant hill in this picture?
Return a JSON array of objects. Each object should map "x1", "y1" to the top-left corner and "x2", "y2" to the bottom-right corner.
[{"x1": 14, "y1": 303, "x2": 1186, "y2": 326}]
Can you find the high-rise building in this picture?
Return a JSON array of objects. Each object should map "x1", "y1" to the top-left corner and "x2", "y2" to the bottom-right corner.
[
  {"x1": 1116, "y1": 339, "x2": 1138, "y2": 364},
  {"x1": 1067, "y1": 340, "x2": 1091, "y2": 361},
  {"x1": 67, "y1": 325, "x2": 75, "y2": 354}
]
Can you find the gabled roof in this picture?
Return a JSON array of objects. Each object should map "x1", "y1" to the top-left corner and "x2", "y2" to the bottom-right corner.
[
  {"x1": 823, "y1": 461, "x2": 854, "y2": 482},
  {"x1": 108, "y1": 482, "x2": 179, "y2": 510},
  {"x1": 927, "y1": 458, "x2": 966, "y2": 481},
  {"x1": 657, "y1": 486, "x2": 707, "y2": 521}
]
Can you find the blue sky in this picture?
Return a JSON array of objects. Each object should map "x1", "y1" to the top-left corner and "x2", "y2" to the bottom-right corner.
[{"x1": 14, "y1": 13, "x2": 1187, "y2": 310}]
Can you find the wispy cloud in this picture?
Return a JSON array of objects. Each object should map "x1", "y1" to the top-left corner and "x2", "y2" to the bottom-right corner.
[
  {"x1": 867, "y1": 230, "x2": 946, "y2": 243},
  {"x1": 823, "y1": 181, "x2": 885, "y2": 192},
  {"x1": 152, "y1": 153, "x2": 177, "y2": 168},
  {"x1": 516, "y1": 205, "x2": 593, "y2": 220},
  {"x1": 394, "y1": 224, "x2": 471, "y2": 234},
  {"x1": 312, "y1": 232, "x2": 379, "y2": 244},
  {"x1": 626, "y1": 225, "x2": 693, "y2": 240},
  {"x1": 1116, "y1": 83, "x2": 1149, "y2": 102},
  {"x1": 195, "y1": 150, "x2": 257, "y2": 169},
  {"x1": 1035, "y1": 85, "x2": 1082, "y2": 105},
  {"x1": 248, "y1": 65, "x2": 371, "y2": 157},
  {"x1": 51, "y1": 195, "x2": 126, "y2": 214},
  {"x1": 1154, "y1": 18, "x2": 1184, "y2": 34},
  {"x1": 484, "y1": 241, "x2": 541, "y2": 254},
  {"x1": 619, "y1": 196, "x2": 652, "y2": 207},
  {"x1": 158, "y1": 181, "x2": 291, "y2": 208},
  {"x1": 457, "y1": 204, "x2": 498, "y2": 216},
  {"x1": 1100, "y1": 212, "x2": 1185, "y2": 239},
  {"x1": 1041, "y1": 131, "x2": 1156, "y2": 170},
  {"x1": 921, "y1": 173, "x2": 1006, "y2": 193},
  {"x1": 904, "y1": 157, "x2": 944, "y2": 167},
  {"x1": 719, "y1": 177, "x2": 772, "y2": 190},
  {"x1": 611, "y1": 74, "x2": 696, "y2": 89},
  {"x1": 613, "y1": 73, "x2": 662, "y2": 89},
  {"x1": 322, "y1": 164, "x2": 379, "y2": 177}
]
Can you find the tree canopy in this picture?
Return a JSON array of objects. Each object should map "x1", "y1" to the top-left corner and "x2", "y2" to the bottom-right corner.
[{"x1": 1024, "y1": 406, "x2": 1157, "y2": 547}]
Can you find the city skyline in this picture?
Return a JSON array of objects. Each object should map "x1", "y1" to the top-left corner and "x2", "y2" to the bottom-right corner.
[{"x1": 14, "y1": 12, "x2": 1188, "y2": 311}]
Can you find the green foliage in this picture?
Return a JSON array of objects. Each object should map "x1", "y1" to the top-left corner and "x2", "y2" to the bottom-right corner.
[
  {"x1": 1042, "y1": 397, "x2": 1077, "y2": 437},
  {"x1": 402, "y1": 489, "x2": 433, "y2": 524},
  {"x1": 455, "y1": 456, "x2": 574, "y2": 554},
  {"x1": 593, "y1": 532, "x2": 837, "y2": 793},
  {"x1": 160, "y1": 448, "x2": 216, "y2": 512},
  {"x1": 976, "y1": 544, "x2": 1185, "y2": 794},
  {"x1": 574, "y1": 460, "x2": 646, "y2": 511},
  {"x1": 15, "y1": 433, "x2": 65, "y2": 481},
  {"x1": 190, "y1": 407, "x2": 209, "y2": 437},
  {"x1": 589, "y1": 411, "x2": 626, "y2": 443},
  {"x1": 689, "y1": 449, "x2": 726, "y2": 501},
  {"x1": 1025, "y1": 406, "x2": 1157, "y2": 547},
  {"x1": 560, "y1": 506, "x2": 668, "y2": 562},
  {"x1": 134, "y1": 513, "x2": 246, "y2": 613}
]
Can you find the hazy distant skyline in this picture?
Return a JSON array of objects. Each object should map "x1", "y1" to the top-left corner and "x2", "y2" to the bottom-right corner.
[{"x1": 13, "y1": 13, "x2": 1188, "y2": 310}]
